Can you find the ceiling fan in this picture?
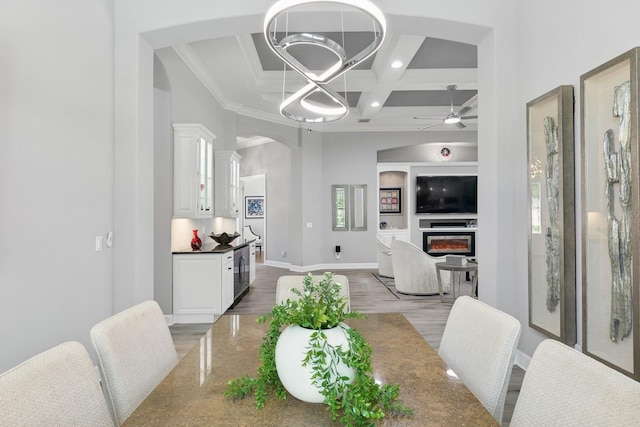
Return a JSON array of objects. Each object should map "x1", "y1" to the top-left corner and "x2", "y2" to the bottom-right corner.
[{"x1": 413, "y1": 84, "x2": 478, "y2": 130}]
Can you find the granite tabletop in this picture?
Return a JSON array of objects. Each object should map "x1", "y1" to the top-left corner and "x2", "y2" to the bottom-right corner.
[{"x1": 122, "y1": 313, "x2": 497, "y2": 426}]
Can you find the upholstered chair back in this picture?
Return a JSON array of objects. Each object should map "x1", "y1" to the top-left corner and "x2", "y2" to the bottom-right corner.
[
  {"x1": 511, "y1": 339, "x2": 640, "y2": 426},
  {"x1": 91, "y1": 300, "x2": 178, "y2": 425},
  {"x1": 438, "y1": 296, "x2": 521, "y2": 422},
  {"x1": 0, "y1": 341, "x2": 114, "y2": 426}
]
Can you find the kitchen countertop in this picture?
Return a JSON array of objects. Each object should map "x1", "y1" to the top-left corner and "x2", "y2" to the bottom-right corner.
[{"x1": 172, "y1": 239, "x2": 254, "y2": 254}]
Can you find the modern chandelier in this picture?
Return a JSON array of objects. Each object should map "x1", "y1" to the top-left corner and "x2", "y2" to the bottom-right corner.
[{"x1": 264, "y1": 0, "x2": 386, "y2": 123}]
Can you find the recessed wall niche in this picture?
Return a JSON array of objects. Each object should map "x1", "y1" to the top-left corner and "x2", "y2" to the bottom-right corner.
[{"x1": 379, "y1": 170, "x2": 407, "y2": 230}]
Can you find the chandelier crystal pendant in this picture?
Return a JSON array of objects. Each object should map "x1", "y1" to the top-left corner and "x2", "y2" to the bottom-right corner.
[{"x1": 264, "y1": 0, "x2": 386, "y2": 123}]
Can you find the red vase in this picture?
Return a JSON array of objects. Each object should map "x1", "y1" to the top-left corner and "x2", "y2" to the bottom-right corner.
[{"x1": 191, "y1": 229, "x2": 202, "y2": 251}]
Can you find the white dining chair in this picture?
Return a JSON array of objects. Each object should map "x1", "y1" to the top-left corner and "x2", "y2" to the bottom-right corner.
[
  {"x1": 91, "y1": 300, "x2": 178, "y2": 426},
  {"x1": 438, "y1": 295, "x2": 521, "y2": 422},
  {"x1": 511, "y1": 339, "x2": 640, "y2": 426},
  {"x1": 0, "y1": 341, "x2": 114, "y2": 426}
]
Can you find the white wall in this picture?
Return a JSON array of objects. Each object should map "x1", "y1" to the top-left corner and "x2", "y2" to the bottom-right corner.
[
  {"x1": 238, "y1": 141, "x2": 292, "y2": 265},
  {"x1": 112, "y1": 0, "x2": 506, "y2": 316},
  {"x1": 319, "y1": 132, "x2": 476, "y2": 266},
  {"x1": 514, "y1": 0, "x2": 640, "y2": 357},
  {"x1": 241, "y1": 175, "x2": 266, "y2": 244},
  {"x1": 3, "y1": 0, "x2": 592, "y2": 372},
  {"x1": 0, "y1": 0, "x2": 115, "y2": 372}
]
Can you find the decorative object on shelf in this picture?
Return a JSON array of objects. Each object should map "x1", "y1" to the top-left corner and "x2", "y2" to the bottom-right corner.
[
  {"x1": 379, "y1": 221, "x2": 387, "y2": 229},
  {"x1": 263, "y1": 0, "x2": 386, "y2": 123},
  {"x1": 379, "y1": 187, "x2": 401, "y2": 214},
  {"x1": 526, "y1": 85, "x2": 576, "y2": 346},
  {"x1": 245, "y1": 196, "x2": 264, "y2": 218},
  {"x1": 208, "y1": 232, "x2": 241, "y2": 248},
  {"x1": 581, "y1": 47, "x2": 640, "y2": 380},
  {"x1": 437, "y1": 145, "x2": 454, "y2": 161},
  {"x1": 190, "y1": 229, "x2": 202, "y2": 251},
  {"x1": 224, "y1": 272, "x2": 413, "y2": 425}
]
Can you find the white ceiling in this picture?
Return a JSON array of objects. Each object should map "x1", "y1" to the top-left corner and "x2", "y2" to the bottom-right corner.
[{"x1": 171, "y1": 7, "x2": 478, "y2": 135}]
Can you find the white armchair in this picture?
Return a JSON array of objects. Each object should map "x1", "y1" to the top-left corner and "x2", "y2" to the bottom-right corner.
[
  {"x1": 376, "y1": 234, "x2": 393, "y2": 278},
  {"x1": 390, "y1": 239, "x2": 444, "y2": 295},
  {"x1": 244, "y1": 225, "x2": 262, "y2": 252}
]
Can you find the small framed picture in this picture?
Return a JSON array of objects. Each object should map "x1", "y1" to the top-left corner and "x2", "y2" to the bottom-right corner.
[
  {"x1": 379, "y1": 188, "x2": 401, "y2": 214},
  {"x1": 245, "y1": 196, "x2": 265, "y2": 218}
]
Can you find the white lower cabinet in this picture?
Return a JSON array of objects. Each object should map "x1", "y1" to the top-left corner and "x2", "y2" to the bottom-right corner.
[
  {"x1": 173, "y1": 252, "x2": 234, "y2": 323},
  {"x1": 221, "y1": 253, "x2": 234, "y2": 311},
  {"x1": 249, "y1": 242, "x2": 256, "y2": 284}
]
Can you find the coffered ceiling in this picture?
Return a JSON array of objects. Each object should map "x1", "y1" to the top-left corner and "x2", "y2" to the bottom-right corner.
[{"x1": 172, "y1": 20, "x2": 478, "y2": 134}]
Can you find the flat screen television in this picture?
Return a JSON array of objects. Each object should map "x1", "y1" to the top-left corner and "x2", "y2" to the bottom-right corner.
[{"x1": 416, "y1": 175, "x2": 477, "y2": 214}]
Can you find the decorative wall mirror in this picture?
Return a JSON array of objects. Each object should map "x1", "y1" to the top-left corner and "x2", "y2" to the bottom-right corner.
[
  {"x1": 350, "y1": 184, "x2": 367, "y2": 231},
  {"x1": 332, "y1": 185, "x2": 349, "y2": 231}
]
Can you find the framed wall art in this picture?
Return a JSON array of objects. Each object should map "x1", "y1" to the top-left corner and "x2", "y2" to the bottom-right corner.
[
  {"x1": 245, "y1": 196, "x2": 265, "y2": 218},
  {"x1": 379, "y1": 187, "x2": 401, "y2": 214},
  {"x1": 526, "y1": 85, "x2": 576, "y2": 346},
  {"x1": 581, "y1": 47, "x2": 640, "y2": 379}
]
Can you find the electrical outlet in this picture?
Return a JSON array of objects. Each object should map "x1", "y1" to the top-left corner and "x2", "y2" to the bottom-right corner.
[
  {"x1": 281, "y1": 250, "x2": 286, "y2": 257},
  {"x1": 95, "y1": 236, "x2": 103, "y2": 252}
]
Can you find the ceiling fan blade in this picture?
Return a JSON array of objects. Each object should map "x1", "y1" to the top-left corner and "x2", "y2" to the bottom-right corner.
[
  {"x1": 455, "y1": 121, "x2": 466, "y2": 129},
  {"x1": 413, "y1": 116, "x2": 443, "y2": 120},
  {"x1": 460, "y1": 115, "x2": 478, "y2": 120},
  {"x1": 419, "y1": 122, "x2": 443, "y2": 130},
  {"x1": 457, "y1": 106, "x2": 472, "y2": 116}
]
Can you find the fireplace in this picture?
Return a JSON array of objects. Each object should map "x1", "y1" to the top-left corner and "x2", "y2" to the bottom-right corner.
[{"x1": 423, "y1": 231, "x2": 475, "y2": 257}]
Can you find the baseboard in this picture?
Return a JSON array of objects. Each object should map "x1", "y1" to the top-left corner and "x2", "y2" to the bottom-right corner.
[
  {"x1": 172, "y1": 313, "x2": 217, "y2": 324},
  {"x1": 263, "y1": 261, "x2": 378, "y2": 272},
  {"x1": 263, "y1": 260, "x2": 291, "y2": 269},
  {"x1": 514, "y1": 349, "x2": 531, "y2": 371}
]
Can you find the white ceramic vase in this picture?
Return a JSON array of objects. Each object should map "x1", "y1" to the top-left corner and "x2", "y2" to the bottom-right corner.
[{"x1": 274, "y1": 323, "x2": 355, "y2": 403}]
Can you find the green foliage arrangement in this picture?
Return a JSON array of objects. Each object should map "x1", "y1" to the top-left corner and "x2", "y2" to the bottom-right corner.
[{"x1": 224, "y1": 272, "x2": 413, "y2": 427}]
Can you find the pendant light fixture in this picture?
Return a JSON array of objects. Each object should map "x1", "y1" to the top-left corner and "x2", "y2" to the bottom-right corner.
[{"x1": 264, "y1": 0, "x2": 386, "y2": 123}]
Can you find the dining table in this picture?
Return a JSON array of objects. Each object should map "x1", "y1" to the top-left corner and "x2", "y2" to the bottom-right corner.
[{"x1": 122, "y1": 312, "x2": 497, "y2": 426}]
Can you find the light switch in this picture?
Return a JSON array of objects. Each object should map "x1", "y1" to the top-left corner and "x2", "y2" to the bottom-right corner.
[
  {"x1": 95, "y1": 236, "x2": 103, "y2": 252},
  {"x1": 306, "y1": 222, "x2": 313, "y2": 228}
]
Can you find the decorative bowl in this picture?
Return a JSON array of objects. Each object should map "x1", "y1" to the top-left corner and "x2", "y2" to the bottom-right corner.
[{"x1": 209, "y1": 232, "x2": 240, "y2": 246}]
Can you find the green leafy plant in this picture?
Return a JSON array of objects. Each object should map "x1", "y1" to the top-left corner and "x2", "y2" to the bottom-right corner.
[{"x1": 224, "y1": 272, "x2": 413, "y2": 426}]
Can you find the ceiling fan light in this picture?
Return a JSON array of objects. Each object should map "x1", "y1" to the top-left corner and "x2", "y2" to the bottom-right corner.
[{"x1": 443, "y1": 114, "x2": 461, "y2": 124}]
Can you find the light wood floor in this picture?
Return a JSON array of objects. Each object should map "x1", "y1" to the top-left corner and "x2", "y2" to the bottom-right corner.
[{"x1": 169, "y1": 262, "x2": 523, "y2": 426}]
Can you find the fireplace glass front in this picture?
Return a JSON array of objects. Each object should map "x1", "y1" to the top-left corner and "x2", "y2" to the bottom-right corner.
[{"x1": 423, "y1": 231, "x2": 475, "y2": 256}]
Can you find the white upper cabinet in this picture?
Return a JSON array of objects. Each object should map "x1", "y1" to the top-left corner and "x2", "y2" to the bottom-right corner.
[
  {"x1": 173, "y1": 123, "x2": 216, "y2": 218},
  {"x1": 215, "y1": 151, "x2": 241, "y2": 218}
]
